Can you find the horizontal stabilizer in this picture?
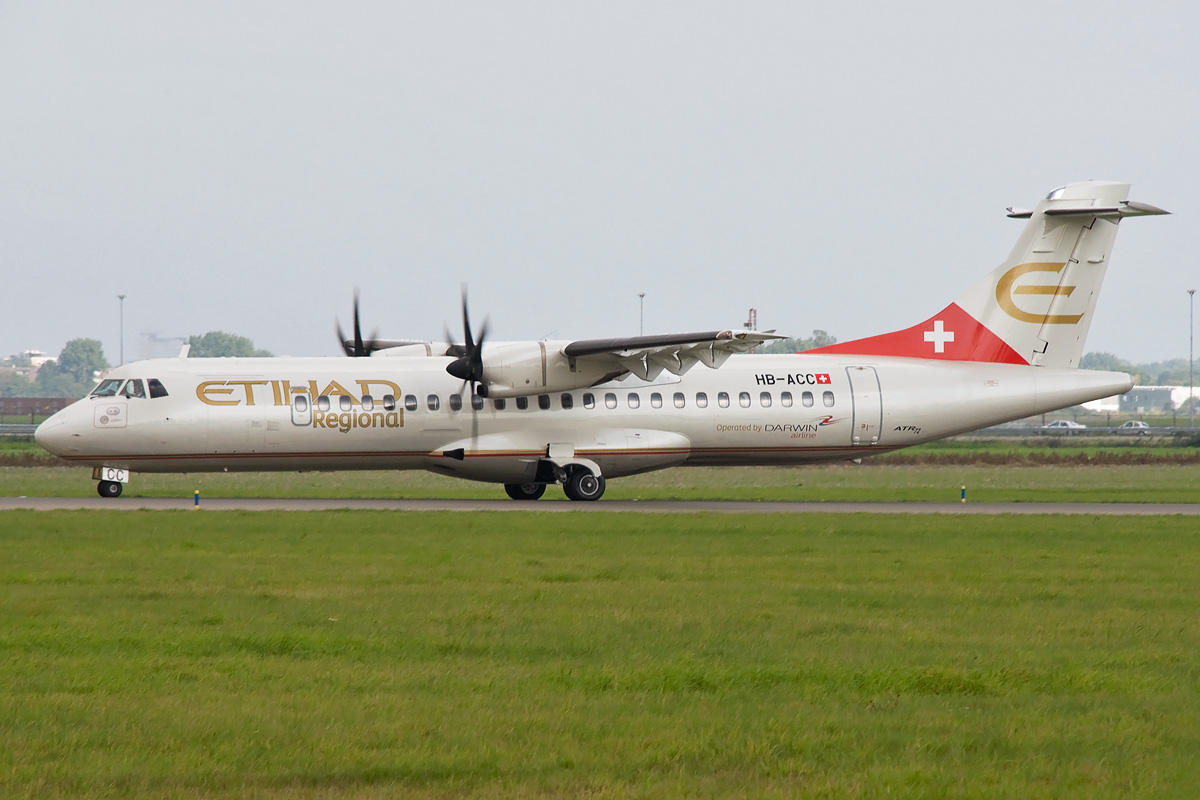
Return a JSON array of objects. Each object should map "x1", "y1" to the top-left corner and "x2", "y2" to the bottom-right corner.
[{"x1": 1043, "y1": 200, "x2": 1170, "y2": 218}]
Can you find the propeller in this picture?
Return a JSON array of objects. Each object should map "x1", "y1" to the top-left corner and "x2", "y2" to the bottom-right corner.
[
  {"x1": 336, "y1": 290, "x2": 378, "y2": 357},
  {"x1": 445, "y1": 289, "x2": 490, "y2": 397}
]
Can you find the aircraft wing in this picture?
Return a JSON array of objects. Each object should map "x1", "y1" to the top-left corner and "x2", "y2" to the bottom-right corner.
[
  {"x1": 563, "y1": 330, "x2": 783, "y2": 381},
  {"x1": 345, "y1": 327, "x2": 783, "y2": 395}
]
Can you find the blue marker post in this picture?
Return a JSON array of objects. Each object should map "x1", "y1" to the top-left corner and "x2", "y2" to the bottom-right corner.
[
  {"x1": 194, "y1": 490, "x2": 200, "y2": 509},
  {"x1": 961, "y1": 485, "x2": 966, "y2": 503}
]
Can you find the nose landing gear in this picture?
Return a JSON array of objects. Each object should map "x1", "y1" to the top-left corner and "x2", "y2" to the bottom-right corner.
[{"x1": 98, "y1": 480, "x2": 123, "y2": 498}]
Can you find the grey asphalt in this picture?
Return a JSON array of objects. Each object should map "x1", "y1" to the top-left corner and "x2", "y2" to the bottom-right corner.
[{"x1": 3, "y1": 497, "x2": 1200, "y2": 515}]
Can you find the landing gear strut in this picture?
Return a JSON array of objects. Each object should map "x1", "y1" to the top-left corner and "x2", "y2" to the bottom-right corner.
[
  {"x1": 504, "y1": 482, "x2": 547, "y2": 501},
  {"x1": 563, "y1": 467, "x2": 606, "y2": 502},
  {"x1": 97, "y1": 480, "x2": 123, "y2": 498}
]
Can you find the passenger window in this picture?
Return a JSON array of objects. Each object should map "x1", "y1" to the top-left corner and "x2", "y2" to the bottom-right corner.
[
  {"x1": 402, "y1": 395, "x2": 416, "y2": 411},
  {"x1": 802, "y1": 391, "x2": 814, "y2": 408},
  {"x1": 781, "y1": 391, "x2": 792, "y2": 408},
  {"x1": 360, "y1": 395, "x2": 374, "y2": 411},
  {"x1": 739, "y1": 392, "x2": 751, "y2": 408},
  {"x1": 696, "y1": 392, "x2": 708, "y2": 408},
  {"x1": 583, "y1": 393, "x2": 595, "y2": 409},
  {"x1": 494, "y1": 398, "x2": 507, "y2": 410},
  {"x1": 91, "y1": 379, "x2": 123, "y2": 397},
  {"x1": 316, "y1": 395, "x2": 331, "y2": 412},
  {"x1": 427, "y1": 394, "x2": 440, "y2": 411},
  {"x1": 673, "y1": 392, "x2": 685, "y2": 408},
  {"x1": 560, "y1": 394, "x2": 574, "y2": 409},
  {"x1": 472, "y1": 394, "x2": 485, "y2": 411},
  {"x1": 538, "y1": 394, "x2": 551, "y2": 410},
  {"x1": 717, "y1": 391, "x2": 730, "y2": 408},
  {"x1": 760, "y1": 392, "x2": 772, "y2": 408},
  {"x1": 628, "y1": 393, "x2": 640, "y2": 409},
  {"x1": 604, "y1": 393, "x2": 617, "y2": 409},
  {"x1": 516, "y1": 396, "x2": 529, "y2": 410},
  {"x1": 148, "y1": 378, "x2": 168, "y2": 398},
  {"x1": 449, "y1": 394, "x2": 463, "y2": 411},
  {"x1": 651, "y1": 393, "x2": 662, "y2": 409},
  {"x1": 293, "y1": 395, "x2": 309, "y2": 413},
  {"x1": 823, "y1": 391, "x2": 835, "y2": 407},
  {"x1": 120, "y1": 379, "x2": 146, "y2": 399},
  {"x1": 339, "y1": 395, "x2": 353, "y2": 411}
]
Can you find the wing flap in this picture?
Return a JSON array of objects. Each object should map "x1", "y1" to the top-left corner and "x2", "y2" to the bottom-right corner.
[{"x1": 567, "y1": 329, "x2": 782, "y2": 380}]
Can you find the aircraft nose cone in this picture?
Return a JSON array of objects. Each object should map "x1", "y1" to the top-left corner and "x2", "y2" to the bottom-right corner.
[{"x1": 34, "y1": 414, "x2": 74, "y2": 456}]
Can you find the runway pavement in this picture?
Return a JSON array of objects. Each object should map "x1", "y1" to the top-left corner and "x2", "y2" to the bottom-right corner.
[{"x1": 3, "y1": 496, "x2": 1200, "y2": 515}]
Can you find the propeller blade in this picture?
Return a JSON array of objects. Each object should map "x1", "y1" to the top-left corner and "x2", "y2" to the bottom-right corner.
[
  {"x1": 352, "y1": 290, "x2": 365, "y2": 356},
  {"x1": 471, "y1": 317, "x2": 490, "y2": 393},
  {"x1": 336, "y1": 319, "x2": 353, "y2": 357},
  {"x1": 337, "y1": 290, "x2": 371, "y2": 357},
  {"x1": 461, "y1": 290, "x2": 473, "y2": 355}
]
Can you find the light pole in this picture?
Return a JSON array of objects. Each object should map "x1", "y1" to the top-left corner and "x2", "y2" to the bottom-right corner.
[
  {"x1": 1190, "y1": 289, "x2": 1195, "y2": 428},
  {"x1": 117, "y1": 294, "x2": 126, "y2": 366},
  {"x1": 638, "y1": 292, "x2": 645, "y2": 336}
]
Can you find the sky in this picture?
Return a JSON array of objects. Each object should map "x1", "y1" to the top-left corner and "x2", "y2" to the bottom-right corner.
[{"x1": 2, "y1": 1, "x2": 1197, "y2": 365}]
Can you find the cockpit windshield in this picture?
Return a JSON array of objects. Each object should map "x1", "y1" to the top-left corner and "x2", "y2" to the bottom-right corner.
[
  {"x1": 120, "y1": 379, "x2": 147, "y2": 399},
  {"x1": 91, "y1": 379, "x2": 123, "y2": 397},
  {"x1": 90, "y1": 377, "x2": 169, "y2": 399}
]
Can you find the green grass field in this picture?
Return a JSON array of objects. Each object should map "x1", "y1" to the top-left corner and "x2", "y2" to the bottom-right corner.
[
  {"x1": 5, "y1": 460, "x2": 1200, "y2": 503},
  {"x1": 3, "y1": 511, "x2": 1199, "y2": 798}
]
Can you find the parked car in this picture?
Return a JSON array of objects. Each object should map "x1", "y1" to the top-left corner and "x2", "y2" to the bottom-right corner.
[
  {"x1": 1118, "y1": 420, "x2": 1151, "y2": 435},
  {"x1": 1042, "y1": 420, "x2": 1087, "y2": 432}
]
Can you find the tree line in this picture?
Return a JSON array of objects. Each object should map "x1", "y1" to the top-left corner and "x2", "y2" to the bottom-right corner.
[
  {"x1": 755, "y1": 330, "x2": 839, "y2": 354},
  {"x1": 3, "y1": 328, "x2": 1196, "y2": 400},
  {"x1": 0, "y1": 332, "x2": 272, "y2": 398}
]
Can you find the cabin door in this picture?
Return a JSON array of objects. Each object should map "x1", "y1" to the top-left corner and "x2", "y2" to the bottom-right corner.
[{"x1": 846, "y1": 366, "x2": 882, "y2": 446}]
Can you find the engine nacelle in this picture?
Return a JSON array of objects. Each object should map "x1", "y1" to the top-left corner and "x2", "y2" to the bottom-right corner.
[
  {"x1": 480, "y1": 341, "x2": 615, "y2": 398},
  {"x1": 372, "y1": 342, "x2": 454, "y2": 358}
]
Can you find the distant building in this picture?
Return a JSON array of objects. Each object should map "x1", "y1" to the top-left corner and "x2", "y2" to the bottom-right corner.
[
  {"x1": 1, "y1": 350, "x2": 52, "y2": 381},
  {"x1": 1119, "y1": 385, "x2": 1200, "y2": 414},
  {"x1": 1080, "y1": 385, "x2": 1200, "y2": 414},
  {"x1": 1081, "y1": 393, "x2": 1121, "y2": 413},
  {"x1": 24, "y1": 350, "x2": 52, "y2": 368}
]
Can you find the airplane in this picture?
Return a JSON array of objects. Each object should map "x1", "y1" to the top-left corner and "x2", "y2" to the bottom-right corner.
[{"x1": 35, "y1": 181, "x2": 1167, "y2": 501}]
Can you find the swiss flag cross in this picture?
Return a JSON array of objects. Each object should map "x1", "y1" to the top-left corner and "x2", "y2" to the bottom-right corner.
[{"x1": 816, "y1": 374, "x2": 831, "y2": 384}]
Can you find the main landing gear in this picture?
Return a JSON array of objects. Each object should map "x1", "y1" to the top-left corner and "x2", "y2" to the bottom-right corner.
[
  {"x1": 504, "y1": 482, "x2": 547, "y2": 501},
  {"x1": 98, "y1": 480, "x2": 123, "y2": 498},
  {"x1": 563, "y1": 467, "x2": 606, "y2": 502},
  {"x1": 502, "y1": 465, "x2": 606, "y2": 502}
]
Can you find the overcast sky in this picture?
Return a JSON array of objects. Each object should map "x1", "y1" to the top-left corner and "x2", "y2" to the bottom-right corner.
[{"x1": 2, "y1": 1, "x2": 1196, "y2": 365}]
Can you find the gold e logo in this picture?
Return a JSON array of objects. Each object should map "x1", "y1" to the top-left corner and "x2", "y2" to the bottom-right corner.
[{"x1": 995, "y1": 262, "x2": 1084, "y2": 325}]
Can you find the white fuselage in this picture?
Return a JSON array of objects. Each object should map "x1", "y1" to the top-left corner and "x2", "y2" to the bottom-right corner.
[{"x1": 36, "y1": 353, "x2": 1132, "y2": 485}]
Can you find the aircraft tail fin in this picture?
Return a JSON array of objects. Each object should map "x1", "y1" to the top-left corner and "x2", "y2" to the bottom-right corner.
[{"x1": 808, "y1": 181, "x2": 1167, "y2": 368}]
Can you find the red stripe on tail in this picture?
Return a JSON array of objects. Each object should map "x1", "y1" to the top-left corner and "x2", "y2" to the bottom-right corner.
[{"x1": 806, "y1": 303, "x2": 1028, "y2": 364}]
